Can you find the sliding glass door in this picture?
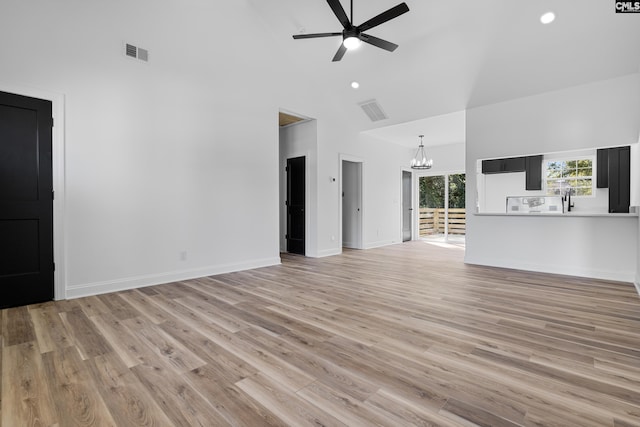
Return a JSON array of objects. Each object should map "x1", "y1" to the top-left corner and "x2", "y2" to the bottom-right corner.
[
  {"x1": 419, "y1": 176, "x2": 445, "y2": 238},
  {"x1": 418, "y1": 173, "x2": 466, "y2": 241}
]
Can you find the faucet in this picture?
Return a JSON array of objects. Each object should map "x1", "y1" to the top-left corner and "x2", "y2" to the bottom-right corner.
[{"x1": 564, "y1": 188, "x2": 573, "y2": 212}]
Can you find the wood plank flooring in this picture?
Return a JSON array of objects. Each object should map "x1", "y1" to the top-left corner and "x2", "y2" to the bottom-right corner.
[{"x1": 2, "y1": 240, "x2": 640, "y2": 426}]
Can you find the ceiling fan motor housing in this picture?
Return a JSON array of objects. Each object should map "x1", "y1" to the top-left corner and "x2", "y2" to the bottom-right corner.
[{"x1": 291, "y1": 0, "x2": 410, "y2": 61}]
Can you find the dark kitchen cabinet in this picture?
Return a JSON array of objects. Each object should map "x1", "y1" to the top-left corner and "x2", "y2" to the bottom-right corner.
[
  {"x1": 504, "y1": 157, "x2": 526, "y2": 172},
  {"x1": 596, "y1": 149, "x2": 608, "y2": 188},
  {"x1": 482, "y1": 157, "x2": 525, "y2": 174},
  {"x1": 482, "y1": 156, "x2": 540, "y2": 190},
  {"x1": 608, "y1": 146, "x2": 630, "y2": 213},
  {"x1": 525, "y1": 155, "x2": 543, "y2": 190},
  {"x1": 482, "y1": 159, "x2": 504, "y2": 174}
]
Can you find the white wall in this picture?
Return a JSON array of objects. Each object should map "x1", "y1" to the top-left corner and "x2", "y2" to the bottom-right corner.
[
  {"x1": 636, "y1": 71, "x2": 640, "y2": 291},
  {"x1": 1, "y1": 0, "x2": 285, "y2": 297},
  {"x1": 466, "y1": 73, "x2": 640, "y2": 282},
  {"x1": 315, "y1": 127, "x2": 415, "y2": 256},
  {"x1": 279, "y1": 120, "x2": 318, "y2": 256},
  {"x1": 0, "y1": 0, "x2": 422, "y2": 299},
  {"x1": 415, "y1": 142, "x2": 466, "y2": 175}
]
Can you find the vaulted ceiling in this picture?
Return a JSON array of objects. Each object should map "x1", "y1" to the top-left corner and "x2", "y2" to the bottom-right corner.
[{"x1": 249, "y1": 0, "x2": 640, "y2": 146}]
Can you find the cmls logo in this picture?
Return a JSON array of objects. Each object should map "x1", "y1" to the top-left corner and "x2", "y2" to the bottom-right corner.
[{"x1": 616, "y1": 1, "x2": 640, "y2": 12}]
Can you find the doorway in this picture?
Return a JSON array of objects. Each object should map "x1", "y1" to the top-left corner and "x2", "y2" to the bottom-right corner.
[
  {"x1": 418, "y1": 173, "x2": 466, "y2": 243},
  {"x1": 286, "y1": 156, "x2": 305, "y2": 255},
  {"x1": 0, "y1": 91, "x2": 54, "y2": 308},
  {"x1": 402, "y1": 170, "x2": 412, "y2": 242},
  {"x1": 342, "y1": 160, "x2": 363, "y2": 249}
]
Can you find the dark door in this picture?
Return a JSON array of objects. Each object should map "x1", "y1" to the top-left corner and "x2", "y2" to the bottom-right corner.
[
  {"x1": 286, "y1": 156, "x2": 305, "y2": 255},
  {"x1": 0, "y1": 91, "x2": 54, "y2": 308},
  {"x1": 402, "y1": 170, "x2": 412, "y2": 242}
]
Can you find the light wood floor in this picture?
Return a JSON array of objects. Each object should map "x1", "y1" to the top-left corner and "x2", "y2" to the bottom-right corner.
[{"x1": 2, "y1": 241, "x2": 640, "y2": 426}]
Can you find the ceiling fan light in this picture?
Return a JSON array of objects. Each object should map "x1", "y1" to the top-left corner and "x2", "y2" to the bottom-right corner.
[{"x1": 343, "y1": 36, "x2": 362, "y2": 50}]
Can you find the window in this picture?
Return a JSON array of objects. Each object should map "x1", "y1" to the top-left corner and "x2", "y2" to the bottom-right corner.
[{"x1": 545, "y1": 158, "x2": 594, "y2": 197}]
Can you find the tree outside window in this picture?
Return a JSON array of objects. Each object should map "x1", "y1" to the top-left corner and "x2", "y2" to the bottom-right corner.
[{"x1": 546, "y1": 159, "x2": 593, "y2": 197}]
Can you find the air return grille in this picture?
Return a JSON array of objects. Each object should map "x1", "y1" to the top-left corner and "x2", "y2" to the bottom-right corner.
[
  {"x1": 125, "y1": 43, "x2": 149, "y2": 62},
  {"x1": 358, "y1": 99, "x2": 387, "y2": 122}
]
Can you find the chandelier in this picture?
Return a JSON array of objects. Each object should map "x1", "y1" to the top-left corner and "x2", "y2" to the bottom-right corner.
[{"x1": 410, "y1": 135, "x2": 432, "y2": 169}]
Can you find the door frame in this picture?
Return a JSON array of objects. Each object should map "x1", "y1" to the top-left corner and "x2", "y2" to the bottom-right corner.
[
  {"x1": 414, "y1": 169, "x2": 465, "y2": 242},
  {"x1": 339, "y1": 154, "x2": 364, "y2": 250},
  {"x1": 286, "y1": 156, "x2": 306, "y2": 255},
  {"x1": 401, "y1": 167, "x2": 413, "y2": 241},
  {"x1": 1, "y1": 82, "x2": 66, "y2": 301}
]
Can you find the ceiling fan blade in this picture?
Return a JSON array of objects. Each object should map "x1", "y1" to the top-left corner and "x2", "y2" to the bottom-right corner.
[
  {"x1": 293, "y1": 32, "x2": 342, "y2": 39},
  {"x1": 360, "y1": 34, "x2": 398, "y2": 52},
  {"x1": 332, "y1": 43, "x2": 347, "y2": 62},
  {"x1": 326, "y1": 0, "x2": 351, "y2": 28},
  {"x1": 357, "y1": 2, "x2": 409, "y2": 32}
]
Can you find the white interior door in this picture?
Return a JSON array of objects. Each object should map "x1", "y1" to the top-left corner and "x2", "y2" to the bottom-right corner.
[{"x1": 342, "y1": 160, "x2": 362, "y2": 248}]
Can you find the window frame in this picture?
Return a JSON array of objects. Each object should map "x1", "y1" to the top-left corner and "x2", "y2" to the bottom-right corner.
[{"x1": 544, "y1": 155, "x2": 596, "y2": 198}]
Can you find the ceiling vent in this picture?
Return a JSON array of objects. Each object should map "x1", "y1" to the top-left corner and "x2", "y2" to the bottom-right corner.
[
  {"x1": 125, "y1": 43, "x2": 149, "y2": 62},
  {"x1": 358, "y1": 99, "x2": 388, "y2": 122}
]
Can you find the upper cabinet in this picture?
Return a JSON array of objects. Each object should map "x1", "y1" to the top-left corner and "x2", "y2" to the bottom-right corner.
[
  {"x1": 525, "y1": 155, "x2": 542, "y2": 191},
  {"x1": 481, "y1": 155, "x2": 542, "y2": 190},
  {"x1": 596, "y1": 149, "x2": 609, "y2": 188},
  {"x1": 607, "y1": 146, "x2": 630, "y2": 213},
  {"x1": 482, "y1": 157, "x2": 525, "y2": 174},
  {"x1": 595, "y1": 146, "x2": 631, "y2": 213}
]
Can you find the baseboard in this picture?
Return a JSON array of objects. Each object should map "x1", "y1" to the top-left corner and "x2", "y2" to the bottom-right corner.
[
  {"x1": 65, "y1": 256, "x2": 281, "y2": 299},
  {"x1": 464, "y1": 255, "x2": 635, "y2": 284},
  {"x1": 634, "y1": 279, "x2": 640, "y2": 297},
  {"x1": 363, "y1": 239, "x2": 397, "y2": 250},
  {"x1": 313, "y1": 240, "x2": 399, "y2": 256},
  {"x1": 314, "y1": 248, "x2": 342, "y2": 258}
]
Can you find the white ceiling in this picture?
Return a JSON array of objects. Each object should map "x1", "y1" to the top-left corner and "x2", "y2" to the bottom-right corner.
[
  {"x1": 362, "y1": 110, "x2": 465, "y2": 148},
  {"x1": 248, "y1": 0, "x2": 640, "y2": 145}
]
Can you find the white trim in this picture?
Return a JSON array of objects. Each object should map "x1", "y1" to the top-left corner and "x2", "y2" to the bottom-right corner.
[
  {"x1": 0, "y1": 82, "x2": 66, "y2": 301},
  {"x1": 543, "y1": 156, "x2": 596, "y2": 198},
  {"x1": 634, "y1": 280, "x2": 640, "y2": 297},
  {"x1": 279, "y1": 108, "x2": 313, "y2": 129},
  {"x1": 305, "y1": 153, "x2": 311, "y2": 257},
  {"x1": 314, "y1": 248, "x2": 342, "y2": 258},
  {"x1": 66, "y1": 257, "x2": 281, "y2": 299},
  {"x1": 465, "y1": 256, "x2": 635, "y2": 283},
  {"x1": 400, "y1": 167, "x2": 413, "y2": 242},
  {"x1": 413, "y1": 170, "x2": 465, "y2": 243},
  {"x1": 339, "y1": 154, "x2": 365, "y2": 250},
  {"x1": 284, "y1": 154, "x2": 311, "y2": 256},
  {"x1": 316, "y1": 248, "x2": 342, "y2": 258},
  {"x1": 363, "y1": 239, "x2": 398, "y2": 250}
]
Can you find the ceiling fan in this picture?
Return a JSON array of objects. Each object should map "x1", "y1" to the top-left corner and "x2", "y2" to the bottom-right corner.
[{"x1": 292, "y1": 0, "x2": 410, "y2": 62}]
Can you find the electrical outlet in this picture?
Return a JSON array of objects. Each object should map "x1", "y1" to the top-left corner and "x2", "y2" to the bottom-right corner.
[
  {"x1": 180, "y1": 251, "x2": 187, "y2": 261},
  {"x1": 331, "y1": 235, "x2": 335, "y2": 241}
]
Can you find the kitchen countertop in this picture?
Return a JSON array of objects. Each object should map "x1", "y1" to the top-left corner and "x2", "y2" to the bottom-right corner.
[{"x1": 475, "y1": 212, "x2": 638, "y2": 218}]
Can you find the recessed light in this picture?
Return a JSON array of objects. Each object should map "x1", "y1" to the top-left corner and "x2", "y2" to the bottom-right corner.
[
  {"x1": 540, "y1": 11, "x2": 555, "y2": 24},
  {"x1": 351, "y1": 81, "x2": 360, "y2": 89}
]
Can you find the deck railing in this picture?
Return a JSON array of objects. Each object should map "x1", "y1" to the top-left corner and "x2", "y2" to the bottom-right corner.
[{"x1": 419, "y1": 208, "x2": 466, "y2": 236}]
